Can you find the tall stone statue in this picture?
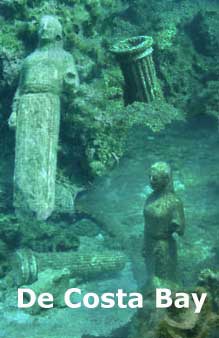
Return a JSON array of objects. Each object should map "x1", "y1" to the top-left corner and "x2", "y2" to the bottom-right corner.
[
  {"x1": 143, "y1": 162, "x2": 185, "y2": 283},
  {"x1": 8, "y1": 15, "x2": 79, "y2": 220}
]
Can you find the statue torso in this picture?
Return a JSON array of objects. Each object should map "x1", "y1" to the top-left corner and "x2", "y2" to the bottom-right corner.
[
  {"x1": 20, "y1": 48, "x2": 67, "y2": 95},
  {"x1": 144, "y1": 192, "x2": 179, "y2": 239}
]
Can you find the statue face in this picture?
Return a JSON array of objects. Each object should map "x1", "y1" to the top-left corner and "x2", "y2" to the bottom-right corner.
[
  {"x1": 38, "y1": 15, "x2": 62, "y2": 44},
  {"x1": 149, "y1": 162, "x2": 171, "y2": 192}
]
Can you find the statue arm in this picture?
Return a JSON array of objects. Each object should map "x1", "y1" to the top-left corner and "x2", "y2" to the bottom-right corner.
[
  {"x1": 8, "y1": 87, "x2": 20, "y2": 129},
  {"x1": 171, "y1": 199, "x2": 185, "y2": 236},
  {"x1": 142, "y1": 227, "x2": 147, "y2": 257},
  {"x1": 63, "y1": 54, "x2": 79, "y2": 95},
  {"x1": 142, "y1": 208, "x2": 150, "y2": 257}
]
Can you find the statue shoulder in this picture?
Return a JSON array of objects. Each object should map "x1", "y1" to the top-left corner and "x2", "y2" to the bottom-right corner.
[
  {"x1": 144, "y1": 192, "x2": 156, "y2": 208},
  {"x1": 173, "y1": 193, "x2": 184, "y2": 207},
  {"x1": 23, "y1": 50, "x2": 43, "y2": 67},
  {"x1": 22, "y1": 53, "x2": 33, "y2": 67},
  {"x1": 167, "y1": 191, "x2": 182, "y2": 203},
  {"x1": 62, "y1": 50, "x2": 76, "y2": 64}
]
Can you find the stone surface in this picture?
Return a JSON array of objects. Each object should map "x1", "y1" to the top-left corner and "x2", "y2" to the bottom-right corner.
[
  {"x1": 9, "y1": 15, "x2": 79, "y2": 220},
  {"x1": 22, "y1": 268, "x2": 70, "y2": 315}
]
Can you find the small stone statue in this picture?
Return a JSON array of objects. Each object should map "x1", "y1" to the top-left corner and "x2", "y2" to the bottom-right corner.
[
  {"x1": 143, "y1": 162, "x2": 185, "y2": 282},
  {"x1": 8, "y1": 15, "x2": 79, "y2": 220}
]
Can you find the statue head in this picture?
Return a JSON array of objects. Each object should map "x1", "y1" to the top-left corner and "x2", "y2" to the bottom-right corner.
[
  {"x1": 38, "y1": 15, "x2": 63, "y2": 46},
  {"x1": 149, "y1": 161, "x2": 173, "y2": 192}
]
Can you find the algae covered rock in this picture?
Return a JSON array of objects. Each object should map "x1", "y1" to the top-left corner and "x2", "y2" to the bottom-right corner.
[
  {"x1": 0, "y1": 212, "x2": 79, "y2": 256},
  {"x1": 188, "y1": 10, "x2": 219, "y2": 57},
  {"x1": 21, "y1": 268, "x2": 70, "y2": 315},
  {"x1": 54, "y1": 180, "x2": 80, "y2": 215}
]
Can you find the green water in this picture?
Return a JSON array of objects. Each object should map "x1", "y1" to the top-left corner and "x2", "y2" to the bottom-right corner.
[{"x1": 0, "y1": 0, "x2": 219, "y2": 337}]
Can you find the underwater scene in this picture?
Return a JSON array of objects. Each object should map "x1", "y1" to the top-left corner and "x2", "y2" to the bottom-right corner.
[{"x1": 0, "y1": 0, "x2": 219, "y2": 337}]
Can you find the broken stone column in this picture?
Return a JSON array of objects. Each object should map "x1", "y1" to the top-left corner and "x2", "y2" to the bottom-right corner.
[
  {"x1": 11, "y1": 248, "x2": 127, "y2": 286},
  {"x1": 111, "y1": 35, "x2": 163, "y2": 104}
]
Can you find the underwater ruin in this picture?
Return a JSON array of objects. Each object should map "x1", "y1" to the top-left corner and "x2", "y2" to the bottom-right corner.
[{"x1": 0, "y1": 0, "x2": 219, "y2": 337}]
